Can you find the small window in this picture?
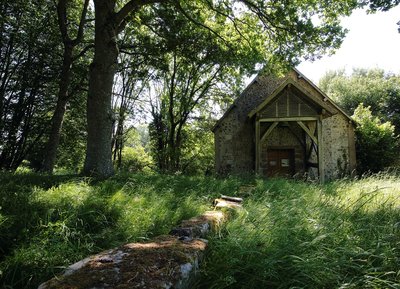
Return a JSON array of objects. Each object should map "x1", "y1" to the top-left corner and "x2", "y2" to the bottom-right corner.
[
  {"x1": 281, "y1": 159, "x2": 290, "y2": 167},
  {"x1": 269, "y1": 160, "x2": 277, "y2": 166}
]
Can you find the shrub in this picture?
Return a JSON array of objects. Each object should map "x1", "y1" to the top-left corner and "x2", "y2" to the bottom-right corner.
[
  {"x1": 352, "y1": 104, "x2": 398, "y2": 173},
  {"x1": 119, "y1": 146, "x2": 153, "y2": 172}
]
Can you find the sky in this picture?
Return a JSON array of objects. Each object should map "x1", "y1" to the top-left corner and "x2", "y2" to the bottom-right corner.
[{"x1": 297, "y1": 5, "x2": 400, "y2": 84}]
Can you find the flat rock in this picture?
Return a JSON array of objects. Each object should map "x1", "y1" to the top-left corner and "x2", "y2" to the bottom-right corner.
[{"x1": 38, "y1": 235, "x2": 207, "y2": 289}]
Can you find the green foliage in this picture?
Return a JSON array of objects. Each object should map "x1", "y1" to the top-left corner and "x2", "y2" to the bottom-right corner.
[
  {"x1": 352, "y1": 104, "x2": 398, "y2": 173},
  {"x1": 319, "y1": 68, "x2": 400, "y2": 134},
  {"x1": 54, "y1": 104, "x2": 87, "y2": 173},
  {"x1": 1, "y1": 172, "x2": 400, "y2": 288},
  {"x1": 180, "y1": 122, "x2": 215, "y2": 175},
  {"x1": 363, "y1": 0, "x2": 400, "y2": 11},
  {"x1": 116, "y1": 128, "x2": 153, "y2": 173},
  {"x1": 0, "y1": 172, "x2": 225, "y2": 288},
  {"x1": 0, "y1": 0, "x2": 62, "y2": 171},
  {"x1": 119, "y1": 146, "x2": 153, "y2": 172}
]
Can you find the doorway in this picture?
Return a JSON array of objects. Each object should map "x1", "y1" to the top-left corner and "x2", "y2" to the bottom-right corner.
[{"x1": 266, "y1": 149, "x2": 295, "y2": 177}]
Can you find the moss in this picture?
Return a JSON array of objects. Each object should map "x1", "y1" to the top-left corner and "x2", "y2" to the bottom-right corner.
[{"x1": 40, "y1": 236, "x2": 207, "y2": 289}]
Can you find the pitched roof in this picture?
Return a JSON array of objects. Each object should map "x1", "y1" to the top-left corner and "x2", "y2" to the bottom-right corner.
[
  {"x1": 292, "y1": 68, "x2": 353, "y2": 122},
  {"x1": 212, "y1": 68, "x2": 353, "y2": 132}
]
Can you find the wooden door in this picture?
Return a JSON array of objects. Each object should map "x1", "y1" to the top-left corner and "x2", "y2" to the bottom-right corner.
[{"x1": 266, "y1": 149, "x2": 295, "y2": 177}]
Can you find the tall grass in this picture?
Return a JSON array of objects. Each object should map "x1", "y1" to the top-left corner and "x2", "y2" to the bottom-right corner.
[
  {"x1": 195, "y1": 175, "x2": 400, "y2": 288},
  {"x1": 0, "y1": 172, "x2": 242, "y2": 289},
  {"x1": 1, "y1": 172, "x2": 399, "y2": 288}
]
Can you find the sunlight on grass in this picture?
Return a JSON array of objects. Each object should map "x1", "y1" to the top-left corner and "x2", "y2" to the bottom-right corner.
[
  {"x1": 0, "y1": 173, "x2": 222, "y2": 288},
  {"x1": 1, "y1": 172, "x2": 399, "y2": 289},
  {"x1": 195, "y1": 175, "x2": 400, "y2": 289}
]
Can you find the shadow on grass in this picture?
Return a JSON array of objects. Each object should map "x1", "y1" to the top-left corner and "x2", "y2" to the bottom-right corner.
[
  {"x1": 0, "y1": 172, "x2": 246, "y2": 289},
  {"x1": 194, "y1": 177, "x2": 400, "y2": 289}
]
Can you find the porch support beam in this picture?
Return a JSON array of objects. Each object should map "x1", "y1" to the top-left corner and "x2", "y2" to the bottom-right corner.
[
  {"x1": 297, "y1": 121, "x2": 318, "y2": 144},
  {"x1": 255, "y1": 117, "x2": 260, "y2": 174},
  {"x1": 317, "y1": 118, "x2": 325, "y2": 183},
  {"x1": 260, "y1": 121, "x2": 279, "y2": 143},
  {"x1": 260, "y1": 117, "x2": 318, "y2": 122}
]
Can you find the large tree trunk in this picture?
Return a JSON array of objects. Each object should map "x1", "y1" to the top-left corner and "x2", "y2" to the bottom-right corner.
[
  {"x1": 83, "y1": 0, "x2": 117, "y2": 177},
  {"x1": 41, "y1": 0, "x2": 89, "y2": 173},
  {"x1": 41, "y1": 45, "x2": 72, "y2": 173}
]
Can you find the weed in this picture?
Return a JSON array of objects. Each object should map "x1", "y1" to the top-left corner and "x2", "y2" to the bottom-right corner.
[
  {"x1": 1, "y1": 172, "x2": 399, "y2": 289},
  {"x1": 195, "y1": 175, "x2": 400, "y2": 289}
]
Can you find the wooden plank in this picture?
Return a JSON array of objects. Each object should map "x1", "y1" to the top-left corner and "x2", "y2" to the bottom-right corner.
[
  {"x1": 286, "y1": 88, "x2": 290, "y2": 117},
  {"x1": 260, "y1": 121, "x2": 278, "y2": 143},
  {"x1": 306, "y1": 142, "x2": 317, "y2": 162},
  {"x1": 220, "y1": 195, "x2": 243, "y2": 203},
  {"x1": 259, "y1": 116, "x2": 318, "y2": 122},
  {"x1": 248, "y1": 77, "x2": 338, "y2": 119},
  {"x1": 289, "y1": 80, "x2": 337, "y2": 115},
  {"x1": 297, "y1": 121, "x2": 318, "y2": 144},
  {"x1": 306, "y1": 121, "x2": 316, "y2": 136},
  {"x1": 255, "y1": 118, "x2": 260, "y2": 174},
  {"x1": 317, "y1": 118, "x2": 325, "y2": 183}
]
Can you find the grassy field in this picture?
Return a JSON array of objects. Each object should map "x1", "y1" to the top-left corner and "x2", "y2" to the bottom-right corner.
[{"x1": 0, "y1": 172, "x2": 399, "y2": 288}]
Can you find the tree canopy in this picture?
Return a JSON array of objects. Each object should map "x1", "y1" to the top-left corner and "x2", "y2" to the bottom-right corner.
[
  {"x1": 1, "y1": 0, "x2": 400, "y2": 177},
  {"x1": 319, "y1": 68, "x2": 400, "y2": 173},
  {"x1": 319, "y1": 68, "x2": 400, "y2": 134},
  {"x1": 82, "y1": 0, "x2": 361, "y2": 177}
]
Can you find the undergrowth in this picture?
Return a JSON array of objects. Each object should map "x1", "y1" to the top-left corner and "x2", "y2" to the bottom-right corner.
[
  {"x1": 0, "y1": 172, "x2": 242, "y2": 289},
  {"x1": 194, "y1": 174, "x2": 400, "y2": 289},
  {"x1": 0, "y1": 172, "x2": 399, "y2": 288}
]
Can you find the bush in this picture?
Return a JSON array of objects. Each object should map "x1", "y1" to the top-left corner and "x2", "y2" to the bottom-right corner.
[
  {"x1": 119, "y1": 146, "x2": 153, "y2": 172},
  {"x1": 352, "y1": 104, "x2": 398, "y2": 173}
]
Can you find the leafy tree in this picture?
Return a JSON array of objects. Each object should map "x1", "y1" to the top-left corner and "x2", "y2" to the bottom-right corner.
[
  {"x1": 0, "y1": 0, "x2": 61, "y2": 171},
  {"x1": 40, "y1": 0, "x2": 93, "y2": 173},
  {"x1": 179, "y1": 118, "x2": 215, "y2": 175},
  {"x1": 118, "y1": 126, "x2": 153, "y2": 172},
  {"x1": 144, "y1": 3, "x2": 249, "y2": 172},
  {"x1": 111, "y1": 51, "x2": 151, "y2": 170},
  {"x1": 319, "y1": 68, "x2": 400, "y2": 134},
  {"x1": 363, "y1": 0, "x2": 400, "y2": 11},
  {"x1": 83, "y1": 0, "x2": 359, "y2": 178},
  {"x1": 352, "y1": 104, "x2": 398, "y2": 173},
  {"x1": 362, "y1": 0, "x2": 400, "y2": 32},
  {"x1": 53, "y1": 90, "x2": 87, "y2": 173}
]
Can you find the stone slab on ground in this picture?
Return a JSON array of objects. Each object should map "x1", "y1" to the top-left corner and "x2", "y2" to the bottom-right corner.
[
  {"x1": 38, "y1": 201, "x2": 239, "y2": 289},
  {"x1": 38, "y1": 235, "x2": 207, "y2": 289},
  {"x1": 170, "y1": 210, "x2": 225, "y2": 240}
]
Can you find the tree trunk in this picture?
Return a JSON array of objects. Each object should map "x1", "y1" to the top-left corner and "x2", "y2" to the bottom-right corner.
[
  {"x1": 41, "y1": 45, "x2": 73, "y2": 173},
  {"x1": 83, "y1": 0, "x2": 117, "y2": 177}
]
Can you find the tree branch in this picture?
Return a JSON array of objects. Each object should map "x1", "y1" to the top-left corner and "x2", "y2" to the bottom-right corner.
[
  {"x1": 72, "y1": 43, "x2": 94, "y2": 61},
  {"x1": 56, "y1": 0, "x2": 70, "y2": 43},
  {"x1": 173, "y1": 0, "x2": 229, "y2": 45},
  {"x1": 71, "y1": 0, "x2": 90, "y2": 46},
  {"x1": 115, "y1": 0, "x2": 165, "y2": 27}
]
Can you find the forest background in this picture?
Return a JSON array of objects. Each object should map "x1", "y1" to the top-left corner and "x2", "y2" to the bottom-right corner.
[
  {"x1": 1, "y1": 1, "x2": 400, "y2": 288},
  {"x1": 1, "y1": 0, "x2": 399, "y2": 177}
]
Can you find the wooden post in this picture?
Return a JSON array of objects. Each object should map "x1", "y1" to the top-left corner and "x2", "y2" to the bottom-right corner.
[
  {"x1": 255, "y1": 116, "x2": 260, "y2": 174},
  {"x1": 317, "y1": 117, "x2": 325, "y2": 183}
]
